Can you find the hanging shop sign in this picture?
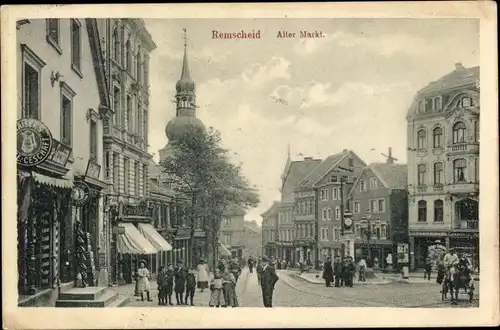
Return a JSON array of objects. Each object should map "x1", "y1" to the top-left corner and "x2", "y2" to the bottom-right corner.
[
  {"x1": 47, "y1": 139, "x2": 72, "y2": 167},
  {"x1": 85, "y1": 159, "x2": 101, "y2": 180},
  {"x1": 16, "y1": 118, "x2": 53, "y2": 167},
  {"x1": 397, "y1": 243, "x2": 409, "y2": 264},
  {"x1": 71, "y1": 182, "x2": 91, "y2": 207}
]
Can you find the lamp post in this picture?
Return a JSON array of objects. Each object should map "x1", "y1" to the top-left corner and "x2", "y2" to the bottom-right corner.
[
  {"x1": 360, "y1": 210, "x2": 373, "y2": 262},
  {"x1": 334, "y1": 165, "x2": 354, "y2": 261}
]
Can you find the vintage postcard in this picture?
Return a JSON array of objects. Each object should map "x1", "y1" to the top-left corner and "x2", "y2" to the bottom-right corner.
[{"x1": 1, "y1": 2, "x2": 498, "y2": 329}]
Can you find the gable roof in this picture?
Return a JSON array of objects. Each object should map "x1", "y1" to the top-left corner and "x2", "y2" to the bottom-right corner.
[
  {"x1": 261, "y1": 201, "x2": 280, "y2": 217},
  {"x1": 281, "y1": 158, "x2": 322, "y2": 202},
  {"x1": 417, "y1": 65, "x2": 479, "y2": 96},
  {"x1": 244, "y1": 223, "x2": 260, "y2": 233},
  {"x1": 296, "y1": 150, "x2": 365, "y2": 190},
  {"x1": 349, "y1": 163, "x2": 408, "y2": 195}
]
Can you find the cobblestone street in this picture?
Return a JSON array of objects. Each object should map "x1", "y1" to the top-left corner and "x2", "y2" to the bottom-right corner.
[{"x1": 124, "y1": 268, "x2": 478, "y2": 308}]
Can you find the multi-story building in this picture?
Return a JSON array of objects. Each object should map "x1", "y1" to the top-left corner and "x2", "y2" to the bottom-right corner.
[
  {"x1": 16, "y1": 18, "x2": 110, "y2": 305},
  {"x1": 406, "y1": 63, "x2": 480, "y2": 270},
  {"x1": 261, "y1": 201, "x2": 279, "y2": 257},
  {"x1": 276, "y1": 151, "x2": 321, "y2": 264},
  {"x1": 219, "y1": 206, "x2": 247, "y2": 259},
  {"x1": 96, "y1": 19, "x2": 159, "y2": 284},
  {"x1": 349, "y1": 160, "x2": 408, "y2": 269},
  {"x1": 294, "y1": 150, "x2": 366, "y2": 265},
  {"x1": 241, "y1": 220, "x2": 262, "y2": 258}
]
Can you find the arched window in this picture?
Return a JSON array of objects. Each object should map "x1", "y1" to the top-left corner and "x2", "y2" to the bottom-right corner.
[
  {"x1": 418, "y1": 200, "x2": 427, "y2": 222},
  {"x1": 417, "y1": 130, "x2": 427, "y2": 149},
  {"x1": 474, "y1": 158, "x2": 479, "y2": 183},
  {"x1": 434, "y1": 200, "x2": 444, "y2": 222},
  {"x1": 417, "y1": 164, "x2": 427, "y2": 185},
  {"x1": 433, "y1": 127, "x2": 443, "y2": 148},
  {"x1": 433, "y1": 162, "x2": 443, "y2": 185},
  {"x1": 452, "y1": 122, "x2": 466, "y2": 144},
  {"x1": 433, "y1": 97, "x2": 442, "y2": 111},
  {"x1": 453, "y1": 158, "x2": 467, "y2": 182},
  {"x1": 461, "y1": 96, "x2": 472, "y2": 107}
]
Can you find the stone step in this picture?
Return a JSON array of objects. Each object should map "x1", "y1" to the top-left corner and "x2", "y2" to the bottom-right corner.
[
  {"x1": 108, "y1": 294, "x2": 131, "y2": 307},
  {"x1": 55, "y1": 290, "x2": 119, "y2": 308},
  {"x1": 58, "y1": 286, "x2": 107, "y2": 301}
]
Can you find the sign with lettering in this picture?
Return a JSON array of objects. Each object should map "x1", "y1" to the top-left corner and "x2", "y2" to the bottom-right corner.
[
  {"x1": 47, "y1": 139, "x2": 72, "y2": 167},
  {"x1": 85, "y1": 159, "x2": 101, "y2": 180},
  {"x1": 397, "y1": 243, "x2": 409, "y2": 264},
  {"x1": 72, "y1": 182, "x2": 91, "y2": 207},
  {"x1": 16, "y1": 118, "x2": 53, "y2": 167},
  {"x1": 123, "y1": 203, "x2": 153, "y2": 217}
]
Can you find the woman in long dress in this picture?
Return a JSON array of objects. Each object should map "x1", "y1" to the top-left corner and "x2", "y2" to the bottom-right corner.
[
  {"x1": 197, "y1": 259, "x2": 209, "y2": 292},
  {"x1": 137, "y1": 260, "x2": 152, "y2": 302},
  {"x1": 208, "y1": 269, "x2": 225, "y2": 307}
]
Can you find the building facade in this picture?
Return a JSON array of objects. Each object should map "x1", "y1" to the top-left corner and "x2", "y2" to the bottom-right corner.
[
  {"x1": 294, "y1": 150, "x2": 366, "y2": 266},
  {"x1": 96, "y1": 18, "x2": 159, "y2": 284},
  {"x1": 406, "y1": 63, "x2": 480, "y2": 270},
  {"x1": 17, "y1": 18, "x2": 110, "y2": 305},
  {"x1": 261, "y1": 201, "x2": 279, "y2": 257},
  {"x1": 219, "y1": 207, "x2": 246, "y2": 259},
  {"x1": 349, "y1": 162, "x2": 408, "y2": 269},
  {"x1": 241, "y1": 220, "x2": 262, "y2": 258}
]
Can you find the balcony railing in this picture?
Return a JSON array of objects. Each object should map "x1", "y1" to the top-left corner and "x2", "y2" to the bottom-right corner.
[
  {"x1": 457, "y1": 220, "x2": 479, "y2": 230},
  {"x1": 447, "y1": 142, "x2": 479, "y2": 154}
]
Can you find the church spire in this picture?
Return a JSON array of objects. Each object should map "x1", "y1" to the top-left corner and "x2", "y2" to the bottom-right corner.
[
  {"x1": 175, "y1": 28, "x2": 195, "y2": 95},
  {"x1": 180, "y1": 28, "x2": 192, "y2": 82},
  {"x1": 281, "y1": 143, "x2": 292, "y2": 183}
]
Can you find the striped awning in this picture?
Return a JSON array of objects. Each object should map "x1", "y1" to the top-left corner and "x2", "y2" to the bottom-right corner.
[
  {"x1": 32, "y1": 172, "x2": 73, "y2": 189},
  {"x1": 138, "y1": 223, "x2": 173, "y2": 251},
  {"x1": 116, "y1": 222, "x2": 157, "y2": 255},
  {"x1": 218, "y1": 244, "x2": 232, "y2": 257}
]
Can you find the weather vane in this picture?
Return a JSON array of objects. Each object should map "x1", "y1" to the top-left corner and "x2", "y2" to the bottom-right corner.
[{"x1": 182, "y1": 28, "x2": 187, "y2": 48}]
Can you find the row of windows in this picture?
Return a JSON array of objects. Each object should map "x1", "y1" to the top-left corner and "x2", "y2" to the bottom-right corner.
[
  {"x1": 416, "y1": 121, "x2": 479, "y2": 150},
  {"x1": 417, "y1": 96, "x2": 474, "y2": 114},
  {"x1": 295, "y1": 199, "x2": 314, "y2": 215},
  {"x1": 104, "y1": 152, "x2": 147, "y2": 197},
  {"x1": 278, "y1": 211, "x2": 292, "y2": 224},
  {"x1": 263, "y1": 230, "x2": 276, "y2": 242},
  {"x1": 46, "y1": 19, "x2": 83, "y2": 76},
  {"x1": 416, "y1": 158, "x2": 479, "y2": 185},
  {"x1": 353, "y1": 223, "x2": 388, "y2": 240},
  {"x1": 417, "y1": 200, "x2": 444, "y2": 222},
  {"x1": 278, "y1": 229, "x2": 294, "y2": 242},
  {"x1": 358, "y1": 177, "x2": 378, "y2": 192},
  {"x1": 111, "y1": 23, "x2": 150, "y2": 86},
  {"x1": 296, "y1": 223, "x2": 315, "y2": 239},
  {"x1": 320, "y1": 227, "x2": 341, "y2": 241}
]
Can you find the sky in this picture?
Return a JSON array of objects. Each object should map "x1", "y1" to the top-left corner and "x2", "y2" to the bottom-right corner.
[{"x1": 143, "y1": 18, "x2": 479, "y2": 226}]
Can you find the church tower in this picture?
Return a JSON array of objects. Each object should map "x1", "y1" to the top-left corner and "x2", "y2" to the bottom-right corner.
[{"x1": 159, "y1": 28, "x2": 206, "y2": 161}]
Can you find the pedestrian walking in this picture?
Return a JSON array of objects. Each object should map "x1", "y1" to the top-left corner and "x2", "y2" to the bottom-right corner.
[
  {"x1": 174, "y1": 260, "x2": 188, "y2": 305},
  {"x1": 185, "y1": 268, "x2": 197, "y2": 306},
  {"x1": 260, "y1": 256, "x2": 279, "y2": 307},
  {"x1": 322, "y1": 257, "x2": 334, "y2": 287},
  {"x1": 248, "y1": 257, "x2": 254, "y2": 273},
  {"x1": 222, "y1": 267, "x2": 238, "y2": 307},
  {"x1": 157, "y1": 265, "x2": 168, "y2": 305},
  {"x1": 196, "y1": 259, "x2": 209, "y2": 292},
  {"x1": 137, "y1": 260, "x2": 153, "y2": 302},
  {"x1": 209, "y1": 269, "x2": 225, "y2": 307},
  {"x1": 340, "y1": 259, "x2": 348, "y2": 287},
  {"x1": 358, "y1": 257, "x2": 367, "y2": 282},
  {"x1": 256, "y1": 259, "x2": 263, "y2": 286},
  {"x1": 230, "y1": 257, "x2": 241, "y2": 283},
  {"x1": 165, "y1": 264, "x2": 174, "y2": 305},
  {"x1": 424, "y1": 257, "x2": 432, "y2": 281},
  {"x1": 346, "y1": 257, "x2": 356, "y2": 287},
  {"x1": 333, "y1": 257, "x2": 342, "y2": 287}
]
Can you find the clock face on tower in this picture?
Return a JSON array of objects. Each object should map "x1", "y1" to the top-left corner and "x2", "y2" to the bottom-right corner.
[{"x1": 344, "y1": 218, "x2": 353, "y2": 227}]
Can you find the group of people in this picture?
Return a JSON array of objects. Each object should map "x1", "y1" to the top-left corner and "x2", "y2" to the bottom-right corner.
[
  {"x1": 208, "y1": 256, "x2": 242, "y2": 308},
  {"x1": 436, "y1": 248, "x2": 473, "y2": 285},
  {"x1": 321, "y1": 256, "x2": 357, "y2": 288}
]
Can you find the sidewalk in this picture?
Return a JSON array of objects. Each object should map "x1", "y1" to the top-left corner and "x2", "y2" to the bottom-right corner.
[{"x1": 290, "y1": 270, "x2": 392, "y2": 285}]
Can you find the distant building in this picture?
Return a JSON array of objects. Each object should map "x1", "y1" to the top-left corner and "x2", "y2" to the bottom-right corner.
[
  {"x1": 241, "y1": 221, "x2": 262, "y2": 258},
  {"x1": 294, "y1": 150, "x2": 366, "y2": 265},
  {"x1": 219, "y1": 206, "x2": 246, "y2": 259},
  {"x1": 406, "y1": 63, "x2": 479, "y2": 270},
  {"x1": 349, "y1": 161, "x2": 408, "y2": 269},
  {"x1": 261, "y1": 201, "x2": 279, "y2": 257}
]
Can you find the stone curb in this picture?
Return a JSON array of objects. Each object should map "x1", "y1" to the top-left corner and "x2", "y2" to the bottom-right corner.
[{"x1": 290, "y1": 273, "x2": 392, "y2": 285}]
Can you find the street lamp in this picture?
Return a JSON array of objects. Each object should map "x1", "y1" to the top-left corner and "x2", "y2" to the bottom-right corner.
[{"x1": 360, "y1": 209, "x2": 373, "y2": 262}]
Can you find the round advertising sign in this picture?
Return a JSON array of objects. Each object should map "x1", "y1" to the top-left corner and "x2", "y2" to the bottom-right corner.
[
  {"x1": 72, "y1": 182, "x2": 91, "y2": 207},
  {"x1": 17, "y1": 118, "x2": 53, "y2": 167}
]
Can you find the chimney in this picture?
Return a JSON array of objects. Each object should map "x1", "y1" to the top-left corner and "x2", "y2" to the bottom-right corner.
[
  {"x1": 455, "y1": 63, "x2": 465, "y2": 71},
  {"x1": 304, "y1": 157, "x2": 313, "y2": 160},
  {"x1": 342, "y1": 149, "x2": 347, "y2": 153}
]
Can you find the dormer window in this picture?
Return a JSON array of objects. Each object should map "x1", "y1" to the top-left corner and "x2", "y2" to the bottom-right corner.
[
  {"x1": 418, "y1": 100, "x2": 425, "y2": 113},
  {"x1": 433, "y1": 97, "x2": 442, "y2": 111},
  {"x1": 461, "y1": 97, "x2": 472, "y2": 107}
]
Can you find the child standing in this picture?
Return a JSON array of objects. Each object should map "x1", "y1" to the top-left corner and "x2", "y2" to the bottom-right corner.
[
  {"x1": 165, "y1": 264, "x2": 175, "y2": 306},
  {"x1": 209, "y1": 269, "x2": 225, "y2": 307},
  {"x1": 185, "y1": 268, "x2": 197, "y2": 306},
  {"x1": 137, "y1": 261, "x2": 153, "y2": 302},
  {"x1": 222, "y1": 268, "x2": 238, "y2": 307},
  {"x1": 157, "y1": 265, "x2": 167, "y2": 305}
]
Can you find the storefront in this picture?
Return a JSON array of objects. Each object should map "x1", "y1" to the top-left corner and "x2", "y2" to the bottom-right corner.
[
  {"x1": 277, "y1": 242, "x2": 294, "y2": 263},
  {"x1": 294, "y1": 238, "x2": 316, "y2": 266},
  {"x1": 319, "y1": 242, "x2": 342, "y2": 262},
  {"x1": 354, "y1": 240, "x2": 393, "y2": 268},
  {"x1": 264, "y1": 242, "x2": 276, "y2": 258},
  {"x1": 17, "y1": 119, "x2": 74, "y2": 302},
  {"x1": 171, "y1": 226, "x2": 192, "y2": 267}
]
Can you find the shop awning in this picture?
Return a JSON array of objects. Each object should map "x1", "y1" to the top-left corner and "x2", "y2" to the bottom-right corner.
[
  {"x1": 32, "y1": 172, "x2": 73, "y2": 189},
  {"x1": 219, "y1": 244, "x2": 232, "y2": 257},
  {"x1": 116, "y1": 223, "x2": 157, "y2": 255},
  {"x1": 137, "y1": 223, "x2": 173, "y2": 251}
]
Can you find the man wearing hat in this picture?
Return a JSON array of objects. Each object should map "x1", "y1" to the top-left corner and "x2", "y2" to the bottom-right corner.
[
  {"x1": 174, "y1": 260, "x2": 188, "y2": 305},
  {"x1": 260, "y1": 256, "x2": 279, "y2": 307},
  {"x1": 443, "y1": 248, "x2": 459, "y2": 269}
]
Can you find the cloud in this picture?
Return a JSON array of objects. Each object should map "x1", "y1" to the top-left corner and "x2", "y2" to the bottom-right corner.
[
  {"x1": 242, "y1": 56, "x2": 291, "y2": 86},
  {"x1": 293, "y1": 32, "x2": 332, "y2": 56}
]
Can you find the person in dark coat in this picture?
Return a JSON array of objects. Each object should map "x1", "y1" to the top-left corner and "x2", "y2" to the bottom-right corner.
[
  {"x1": 165, "y1": 264, "x2": 175, "y2": 305},
  {"x1": 322, "y1": 257, "x2": 334, "y2": 287},
  {"x1": 345, "y1": 257, "x2": 356, "y2": 287},
  {"x1": 185, "y1": 268, "x2": 197, "y2": 306},
  {"x1": 424, "y1": 257, "x2": 432, "y2": 281},
  {"x1": 260, "y1": 256, "x2": 279, "y2": 307},
  {"x1": 229, "y1": 258, "x2": 242, "y2": 283},
  {"x1": 248, "y1": 257, "x2": 255, "y2": 273},
  {"x1": 333, "y1": 257, "x2": 343, "y2": 287},
  {"x1": 256, "y1": 259, "x2": 264, "y2": 286},
  {"x1": 157, "y1": 265, "x2": 168, "y2": 305},
  {"x1": 174, "y1": 260, "x2": 188, "y2": 305}
]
